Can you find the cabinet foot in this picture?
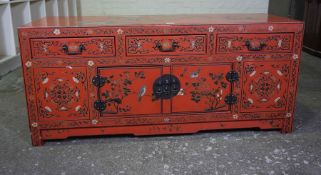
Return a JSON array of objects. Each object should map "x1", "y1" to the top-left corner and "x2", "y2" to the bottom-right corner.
[
  {"x1": 31, "y1": 129, "x2": 44, "y2": 146},
  {"x1": 31, "y1": 139, "x2": 44, "y2": 146},
  {"x1": 281, "y1": 118, "x2": 293, "y2": 134}
]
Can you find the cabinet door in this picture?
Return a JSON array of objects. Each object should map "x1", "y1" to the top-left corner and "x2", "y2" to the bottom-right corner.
[
  {"x1": 171, "y1": 64, "x2": 233, "y2": 113},
  {"x1": 241, "y1": 61, "x2": 290, "y2": 112},
  {"x1": 34, "y1": 68, "x2": 89, "y2": 121},
  {"x1": 97, "y1": 67, "x2": 162, "y2": 117}
]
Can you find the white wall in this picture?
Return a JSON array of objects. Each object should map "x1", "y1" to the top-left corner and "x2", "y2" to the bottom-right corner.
[
  {"x1": 80, "y1": 0, "x2": 269, "y2": 16},
  {"x1": 0, "y1": 0, "x2": 79, "y2": 76}
]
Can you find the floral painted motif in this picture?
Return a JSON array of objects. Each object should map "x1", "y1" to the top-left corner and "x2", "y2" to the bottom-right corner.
[
  {"x1": 98, "y1": 67, "x2": 162, "y2": 116},
  {"x1": 171, "y1": 65, "x2": 232, "y2": 113},
  {"x1": 31, "y1": 37, "x2": 115, "y2": 58},
  {"x1": 126, "y1": 35, "x2": 206, "y2": 56},
  {"x1": 101, "y1": 71, "x2": 145, "y2": 114},
  {"x1": 217, "y1": 33, "x2": 293, "y2": 53},
  {"x1": 188, "y1": 71, "x2": 228, "y2": 111}
]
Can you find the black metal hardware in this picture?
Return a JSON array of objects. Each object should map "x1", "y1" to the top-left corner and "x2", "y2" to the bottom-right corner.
[
  {"x1": 94, "y1": 100, "x2": 106, "y2": 112},
  {"x1": 153, "y1": 74, "x2": 180, "y2": 99},
  {"x1": 155, "y1": 41, "x2": 179, "y2": 52},
  {"x1": 245, "y1": 40, "x2": 266, "y2": 51},
  {"x1": 92, "y1": 75, "x2": 106, "y2": 87},
  {"x1": 224, "y1": 94, "x2": 237, "y2": 105},
  {"x1": 226, "y1": 71, "x2": 239, "y2": 82},
  {"x1": 62, "y1": 44, "x2": 86, "y2": 55}
]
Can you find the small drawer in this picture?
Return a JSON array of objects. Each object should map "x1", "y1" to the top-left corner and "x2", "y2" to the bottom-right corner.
[
  {"x1": 216, "y1": 33, "x2": 294, "y2": 54},
  {"x1": 126, "y1": 35, "x2": 207, "y2": 56},
  {"x1": 31, "y1": 37, "x2": 115, "y2": 58}
]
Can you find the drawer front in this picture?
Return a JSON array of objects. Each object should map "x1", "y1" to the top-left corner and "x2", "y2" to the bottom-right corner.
[
  {"x1": 31, "y1": 37, "x2": 115, "y2": 58},
  {"x1": 126, "y1": 35, "x2": 207, "y2": 56},
  {"x1": 217, "y1": 33, "x2": 294, "y2": 53}
]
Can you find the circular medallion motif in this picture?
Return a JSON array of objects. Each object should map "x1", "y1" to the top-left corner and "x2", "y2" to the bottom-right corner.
[
  {"x1": 254, "y1": 74, "x2": 277, "y2": 99},
  {"x1": 50, "y1": 82, "x2": 74, "y2": 106}
]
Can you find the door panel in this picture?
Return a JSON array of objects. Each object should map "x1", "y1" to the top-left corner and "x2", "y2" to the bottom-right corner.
[
  {"x1": 34, "y1": 67, "x2": 89, "y2": 121},
  {"x1": 241, "y1": 61, "x2": 291, "y2": 112},
  {"x1": 98, "y1": 67, "x2": 162, "y2": 117},
  {"x1": 171, "y1": 64, "x2": 232, "y2": 113}
]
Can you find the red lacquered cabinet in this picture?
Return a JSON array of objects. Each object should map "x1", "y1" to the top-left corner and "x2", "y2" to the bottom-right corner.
[{"x1": 18, "y1": 14, "x2": 304, "y2": 146}]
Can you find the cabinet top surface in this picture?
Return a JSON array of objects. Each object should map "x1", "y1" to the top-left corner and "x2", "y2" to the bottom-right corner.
[{"x1": 20, "y1": 13, "x2": 302, "y2": 28}]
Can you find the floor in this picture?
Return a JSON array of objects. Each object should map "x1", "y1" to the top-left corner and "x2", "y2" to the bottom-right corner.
[{"x1": 0, "y1": 52, "x2": 320, "y2": 175}]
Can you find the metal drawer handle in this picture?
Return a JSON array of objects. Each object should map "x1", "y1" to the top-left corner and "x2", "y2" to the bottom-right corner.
[
  {"x1": 155, "y1": 41, "x2": 179, "y2": 52},
  {"x1": 62, "y1": 44, "x2": 86, "y2": 55},
  {"x1": 245, "y1": 40, "x2": 266, "y2": 51}
]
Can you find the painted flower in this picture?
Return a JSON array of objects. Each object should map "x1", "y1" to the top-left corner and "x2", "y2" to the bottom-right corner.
[
  {"x1": 268, "y1": 25, "x2": 274, "y2": 31},
  {"x1": 31, "y1": 122, "x2": 38, "y2": 128},
  {"x1": 53, "y1": 29, "x2": 61, "y2": 35},
  {"x1": 292, "y1": 54, "x2": 298, "y2": 60},
  {"x1": 233, "y1": 114, "x2": 239, "y2": 119},
  {"x1": 164, "y1": 57, "x2": 171, "y2": 63},
  {"x1": 236, "y1": 56, "x2": 243, "y2": 62},
  {"x1": 208, "y1": 26, "x2": 214, "y2": 32},
  {"x1": 117, "y1": 28, "x2": 123, "y2": 35},
  {"x1": 87, "y1": 60, "x2": 94, "y2": 66},
  {"x1": 92, "y1": 119, "x2": 98, "y2": 125},
  {"x1": 25, "y1": 61, "x2": 32, "y2": 68}
]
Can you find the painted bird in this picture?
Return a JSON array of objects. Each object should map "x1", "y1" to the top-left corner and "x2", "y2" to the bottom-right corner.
[
  {"x1": 138, "y1": 85, "x2": 146, "y2": 102},
  {"x1": 190, "y1": 69, "x2": 200, "y2": 78}
]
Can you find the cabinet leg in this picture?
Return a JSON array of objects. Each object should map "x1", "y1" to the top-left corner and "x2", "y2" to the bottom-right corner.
[
  {"x1": 31, "y1": 137, "x2": 44, "y2": 146},
  {"x1": 281, "y1": 118, "x2": 293, "y2": 134},
  {"x1": 31, "y1": 129, "x2": 44, "y2": 146}
]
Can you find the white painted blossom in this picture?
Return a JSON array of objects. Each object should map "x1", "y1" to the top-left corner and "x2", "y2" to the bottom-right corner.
[
  {"x1": 236, "y1": 56, "x2": 243, "y2": 62},
  {"x1": 53, "y1": 29, "x2": 61, "y2": 35},
  {"x1": 92, "y1": 119, "x2": 98, "y2": 125},
  {"x1": 293, "y1": 54, "x2": 299, "y2": 60},
  {"x1": 164, "y1": 57, "x2": 171, "y2": 63},
  {"x1": 88, "y1": 60, "x2": 94, "y2": 66},
  {"x1": 31, "y1": 122, "x2": 38, "y2": 128},
  {"x1": 25, "y1": 61, "x2": 32, "y2": 68},
  {"x1": 117, "y1": 28, "x2": 123, "y2": 35}
]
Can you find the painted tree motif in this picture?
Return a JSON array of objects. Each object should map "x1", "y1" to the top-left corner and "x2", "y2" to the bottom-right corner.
[
  {"x1": 100, "y1": 71, "x2": 146, "y2": 114},
  {"x1": 187, "y1": 71, "x2": 228, "y2": 111},
  {"x1": 172, "y1": 65, "x2": 231, "y2": 113}
]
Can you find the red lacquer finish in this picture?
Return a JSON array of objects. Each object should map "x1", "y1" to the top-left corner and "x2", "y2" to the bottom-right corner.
[
  {"x1": 31, "y1": 37, "x2": 115, "y2": 58},
  {"x1": 171, "y1": 64, "x2": 232, "y2": 113},
  {"x1": 241, "y1": 61, "x2": 291, "y2": 112},
  {"x1": 217, "y1": 33, "x2": 294, "y2": 53},
  {"x1": 126, "y1": 35, "x2": 207, "y2": 56},
  {"x1": 34, "y1": 67, "x2": 89, "y2": 121},
  {"x1": 18, "y1": 14, "x2": 304, "y2": 146},
  {"x1": 98, "y1": 66, "x2": 162, "y2": 116}
]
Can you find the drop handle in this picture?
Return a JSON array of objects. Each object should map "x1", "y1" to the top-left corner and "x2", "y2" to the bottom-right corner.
[
  {"x1": 155, "y1": 40, "x2": 179, "y2": 52},
  {"x1": 62, "y1": 44, "x2": 86, "y2": 55},
  {"x1": 245, "y1": 40, "x2": 266, "y2": 51}
]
